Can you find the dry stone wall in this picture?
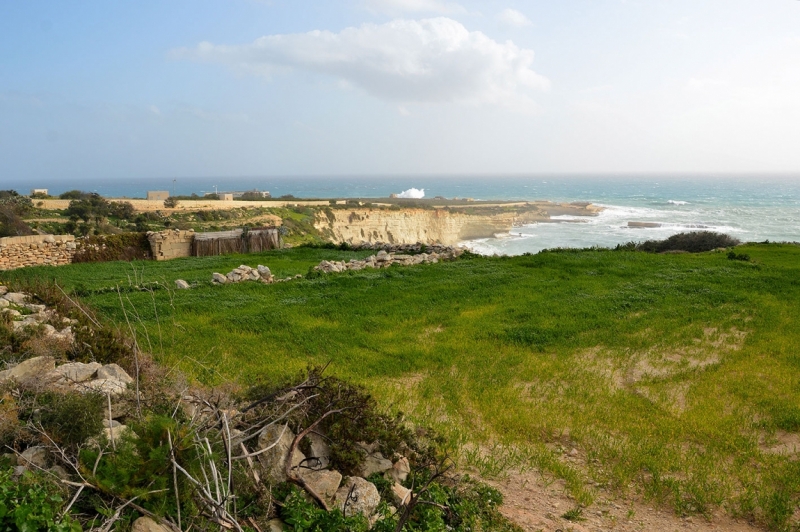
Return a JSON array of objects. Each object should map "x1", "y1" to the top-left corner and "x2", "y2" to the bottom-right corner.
[
  {"x1": 147, "y1": 229, "x2": 195, "y2": 260},
  {"x1": 0, "y1": 234, "x2": 76, "y2": 271}
]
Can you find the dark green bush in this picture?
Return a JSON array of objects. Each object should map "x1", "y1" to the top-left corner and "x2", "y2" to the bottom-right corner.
[
  {"x1": 65, "y1": 193, "x2": 110, "y2": 222},
  {"x1": 73, "y1": 233, "x2": 151, "y2": 263},
  {"x1": 728, "y1": 251, "x2": 751, "y2": 261},
  {"x1": 32, "y1": 391, "x2": 105, "y2": 448},
  {"x1": 637, "y1": 231, "x2": 740, "y2": 253}
]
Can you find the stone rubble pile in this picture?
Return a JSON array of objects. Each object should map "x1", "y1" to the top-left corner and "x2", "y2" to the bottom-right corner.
[
  {"x1": 255, "y1": 422, "x2": 414, "y2": 525},
  {"x1": 1, "y1": 356, "x2": 135, "y2": 477},
  {"x1": 0, "y1": 286, "x2": 75, "y2": 341},
  {"x1": 211, "y1": 264, "x2": 302, "y2": 285},
  {"x1": 346, "y1": 242, "x2": 463, "y2": 255},
  {"x1": 315, "y1": 247, "x2": 462, "y2": 274}
]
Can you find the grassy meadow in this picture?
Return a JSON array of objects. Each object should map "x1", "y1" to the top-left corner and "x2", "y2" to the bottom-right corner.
[{"x1": 3, "y1": 244, "x2": 800, "y2": 529}]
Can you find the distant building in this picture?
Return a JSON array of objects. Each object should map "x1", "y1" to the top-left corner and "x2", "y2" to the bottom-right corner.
[
  {"x1": 30, "y1": 188, "x2": 48, "y2": 196},
  {"x1": 220, "y1": 193, "x2": 234, "y2": 201},
  {"x1": 147, "y1": 191, "x2": 170, "y2": 201}
]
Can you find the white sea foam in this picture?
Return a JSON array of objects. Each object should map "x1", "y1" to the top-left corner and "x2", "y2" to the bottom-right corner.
[
  {"x1": 397, "y1": 188, "x2": 425, "y2": 199},
  {"x1": 668, "y1": 200, "x2": 689, "y2": 205}
]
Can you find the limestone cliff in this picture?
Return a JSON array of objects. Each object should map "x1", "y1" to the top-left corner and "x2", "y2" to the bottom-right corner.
[{"x1": 315, "y1": 203, "x2": 600, "y2": 246}]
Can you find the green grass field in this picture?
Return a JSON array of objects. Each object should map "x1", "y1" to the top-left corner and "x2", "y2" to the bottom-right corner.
[{"x1": 3, "y1": 244, "x2": 800, "y2": 529}]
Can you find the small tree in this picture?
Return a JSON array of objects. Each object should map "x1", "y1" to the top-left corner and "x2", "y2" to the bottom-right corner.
[{"x1": 164, "y1": 197, "x2": 179, "y2": 208}]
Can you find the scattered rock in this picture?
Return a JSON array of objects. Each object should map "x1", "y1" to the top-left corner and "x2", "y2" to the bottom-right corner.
[
  {"x1": 103, "y1": 419, "x2": 122, "y2": 429},
  {"x1": 299, "y1": 469, "x2": 342, "y2": 504},
  {"x1": 0, "y1": 285, "x2": 6, "y2": 296},
  {"x1": 314, "y1": 245, "x2": 462, "y2": 275},
  {"x1": 19, "y1": 446, "x2": 49, "y2": 469},
  {"x1": 0, "y1": 356, "x2": 56, "y2": 384},
  {"x1": 390, "y1": 457, "x2": 411, "y2": 483},
  {"x1": 360, "y1": 452, "x2": 393, "y2": 477},
  {"x1": 0, "y1": 299, "x2": 8, "y2": 308},
  {"x1": 47, "y1": 362, "x2": 101, "y2": 384},
  {"x1": 392, "y1": 482, "x2": 412, "y2": 506},
  {"x1": 97, "y1": 363, "x2": 133, "y2": 384},
  {"x1": 266, "y1": 519, "x2": 286, "y2": 532},
  {"x1": 334, "y1": 477, "x2": 381, "y2": 519},
  {"x1": 308, "y1": 432, "x2": 332, "y2": 470},
  {"x1": 79, "y1": 378, "x2": 128, "y2": 396},
  {"x1": 212, "y1": 272, "x2": 227, "y2": 284},
  {"x1": 2, "y1": 292, "x2": 27, "y2": 305},
  {"x1": 131, "y1": 516, "x2": 171, "y2": 532},
  {"x1": 257, "y1": 424, "x2": 305, "y2": 483},
  {"x1": 175, "y1": 279, "x2": 190, "y2": 289},
  {"x1": 49, "y1": 465, "x2": 70, "y2": 479},
  {"x1": 103, "y1": 424, "x2": 129, "y2": 443}
]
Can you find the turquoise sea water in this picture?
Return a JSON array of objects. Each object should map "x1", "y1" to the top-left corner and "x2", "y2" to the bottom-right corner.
[{"x1": 7, "y1": 174, "x2": 800, "y2": 255}]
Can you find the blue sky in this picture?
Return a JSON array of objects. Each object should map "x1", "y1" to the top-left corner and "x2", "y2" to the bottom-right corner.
[{"x1": 2, "y1": 0, "x2": 799, "y2": 181}]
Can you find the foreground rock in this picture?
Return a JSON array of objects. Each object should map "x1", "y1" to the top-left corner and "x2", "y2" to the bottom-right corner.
[
  {"x1": 0, "y1": 356, "x2": 133, "y2": 397},
  {"x1": 131, "y1": 516, "x2": 171, "y2": 532},
  {"x1": 334, "y1": 476, "x2": 381, "y2": 519}
]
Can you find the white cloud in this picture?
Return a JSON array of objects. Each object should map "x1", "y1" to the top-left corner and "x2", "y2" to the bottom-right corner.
[
  {"x1": 363, "y1": 0, "x2": 464, "y2": 15},
  {"x1": 497, "y1": 8, "x2": 532, "y2": 28},
  {"x1": 177, "y1": 18, "x2": 549, "y2": 112}
]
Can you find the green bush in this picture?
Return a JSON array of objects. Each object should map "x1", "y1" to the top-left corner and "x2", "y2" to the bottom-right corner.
[
  {"x1": 73, "y1": 233, "x2": 151, "y2": 263},
  {"x1": 34, "y1": 391, "x2": 105, "y2": 448},
  {"x1": 279, "y1": 486, "x2": 369, "y2": 532},
  {"x1": 0, "y1": 467, "x2": 81, "y2": 532},
  {"x1": 637, "y1": 231, "x2": 740, "y2": 253}
]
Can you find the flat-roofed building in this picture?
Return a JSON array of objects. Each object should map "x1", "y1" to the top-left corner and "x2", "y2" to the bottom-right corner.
[
  {"x1": 30, "y1": 188, "x2": 48, "y2": 196},
  {"x1": 147, "y1": 190, "x2": 170, "y2": 201}
]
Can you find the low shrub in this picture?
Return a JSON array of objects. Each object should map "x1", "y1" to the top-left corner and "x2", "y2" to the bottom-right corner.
[
  {"x1": 637, "y1": 231, "x2": 740, "y2": 253},
  {"x1": 73, "y1": 233, "x2": 151, "y2": 263},
  {"x1": 0, "y1": 468, "x2": 80, "y2": 532},
  {"x1": 20, "y1": 391, "x2": 105, "y2": 448}
]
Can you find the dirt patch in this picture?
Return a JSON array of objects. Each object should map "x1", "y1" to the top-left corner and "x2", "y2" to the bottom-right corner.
[
  {"x1": 760, "y1": 431, "x2": 800, "y2": 457},
  {"x1": 487, "y1": 469, "x2": 762, "y2": 532}
]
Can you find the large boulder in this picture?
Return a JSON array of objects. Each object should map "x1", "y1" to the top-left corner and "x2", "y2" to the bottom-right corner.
[
  {"x1": 175, "y1": 279, "x2": 190, "y2": 290},
  {"x1": 334, "y1": 477, "x2": 381, "y2": 519},
  {"x1": 19, "y1": 446, "x2": 49, "y2": 469},
  {"x1": 97, "y1": 364, "x2": 133, "y2": 384},
  {"x1": 47, "y1": 362, "x2": 101, "y2": 384},
  {"x1": 212, "y1": 273, "x2": 227, "y2": 284},
  {"x1": 359, "y1": 452, "x2": 393, "y2": 478},
  {"x1": 2, "y1": 292, "x2": 27, "y2": 305},
  {"x1": 307, "y1": 432, "x2": 332, "y2": 470},
  {"x1": 257, "y1": 424, "x2": 305, "y2": 483},
  {"x1": 299, "y1": 469, "x2": 342, "y2": 505},
  {"x1": 0, "y1": 356, "x2": 56, "y2": 384},
  {"x1": 79, "y1": 378, "x2": 128, "y2": 396},
  {"x1": 131, "y1": 516, "x2": 171, "y2": 532},
  {"x1": 389, "y1": 457, "x2": 411, "y2": 483}
]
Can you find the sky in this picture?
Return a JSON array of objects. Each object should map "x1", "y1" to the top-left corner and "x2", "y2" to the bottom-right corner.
[{"x1": 2, "y1": 0, "x2": 800, "y2": 181}]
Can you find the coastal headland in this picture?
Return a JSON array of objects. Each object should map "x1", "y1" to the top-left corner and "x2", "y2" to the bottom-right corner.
[{"x1": 27, "y1": 195, "x2": 602, "y2": 247}]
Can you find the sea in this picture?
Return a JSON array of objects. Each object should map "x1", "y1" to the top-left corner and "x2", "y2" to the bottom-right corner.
[{"x1": 7, "y1": 174, "x2": 800, "y2": 256}]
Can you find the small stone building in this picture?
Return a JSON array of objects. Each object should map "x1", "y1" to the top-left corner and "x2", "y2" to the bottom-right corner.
[{"x1": 146, "y1": 190, "x2": 170, "y2": 201}]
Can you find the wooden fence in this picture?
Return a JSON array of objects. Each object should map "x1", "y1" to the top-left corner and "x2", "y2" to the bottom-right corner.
[{"x1": 191, "y1": 228, "x2": 282, "y2": 257}]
